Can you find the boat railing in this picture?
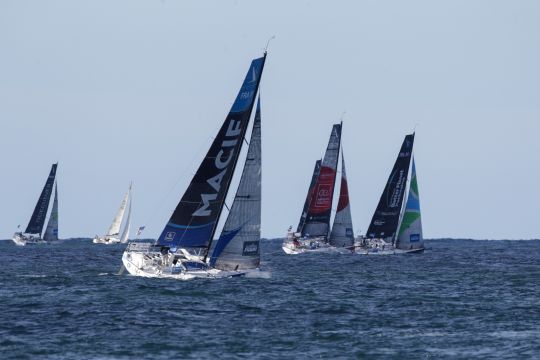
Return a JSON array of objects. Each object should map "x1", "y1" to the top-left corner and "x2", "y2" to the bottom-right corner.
[{"x1": 126, "y1": 242, "x2": 154, "y2": 253}]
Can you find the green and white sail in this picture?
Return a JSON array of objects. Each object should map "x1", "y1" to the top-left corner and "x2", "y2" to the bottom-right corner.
[{"x1": 396, "y1": 158, "x2": 423, "y2": 250}]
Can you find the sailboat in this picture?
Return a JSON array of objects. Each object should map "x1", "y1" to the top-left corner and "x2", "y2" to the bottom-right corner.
[
  {"x1": 13, "y1": 163, "x2": 59, "y2": 246},
  {"x1": 356, "y1": 133, "x2": 424, "y2": 254},
  {"x1": 93, "y1": 183, "x2": 132, "y2": 244},
  {"x1": 122, "y1": 53, "x2": 266, "y2": 279},
  {"x1": 283, "y1": 123, "x2": 354, "y2": 254}
]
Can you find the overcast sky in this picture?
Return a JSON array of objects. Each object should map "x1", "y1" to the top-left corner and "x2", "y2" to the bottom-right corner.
[{"x1": 1, "y1": 0, "x2": 539, "y2": 240}]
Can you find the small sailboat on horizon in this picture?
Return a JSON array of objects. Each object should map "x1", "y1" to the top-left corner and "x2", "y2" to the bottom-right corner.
[
  {"x1": 356, "y1": 133, "x2": 424, "y2": 254},
  {"x1": 283, "y1": 123, "x2": 355, "y2": 254},
  {"x1": 13, "y1": 163, "x2": 59, "y2": 246},
  {"x1": 122, "y1": 53, "x2": 266, "y2": 279},
  {"x1": 93, "y1": 183, "x2": 132, "y2": 245}
]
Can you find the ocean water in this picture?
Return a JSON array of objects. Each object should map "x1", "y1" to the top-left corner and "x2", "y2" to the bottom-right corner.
[{"x1": 0, "y1": 239, "x2": 539, "y2": 359}]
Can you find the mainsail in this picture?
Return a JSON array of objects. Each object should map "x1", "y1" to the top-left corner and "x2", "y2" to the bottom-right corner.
[
  {"x1": 120, "y1": 200, "x2": 131, "y2": 243},
  {"x1": 43, "y1": 184, "x2": 59, "y2": 242},
  {"x1": 210, "y1": 97, "x2": 262, "y2": 270},
  {"x1": 366, "y1": 133, "x2": 415, "y2": 241},
  {"x1": 302, "y1": 123, "x2": 342, "y2": 238},
  {"x1": 297, "y1": 160, "x2": 321, "y2": 233},
  {"x1": 396, "y1": 158, "x2": 423, "y2": 250},
  {"x1": 155, "y1": 54, "x2": 266, "y2": 251},
  {"x1": 26, "y1": 163, "x2": 58, "y2": 235},
  {"x1": 107, "y1": 185, "x2": 131, "y2": 237},
  {"x1": 329, "y1": 152, "x2": 354, "y2": 247}
]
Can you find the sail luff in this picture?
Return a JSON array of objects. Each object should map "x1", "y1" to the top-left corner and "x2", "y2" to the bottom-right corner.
[
  {"x1": 210, "y1": 96, "x2": 262, "y2": 270},
  {"x1": 297, "y1": 160, "x2": 322, "y2": 233},
  {"x1": 301, "y1": 123, "x2": 342, "y2": 238},
  {"x1": 106, "y1": 185, "x2": 131, "y2": 237},
  {"x1": 25, "y1": 163, "x2": 58, "y2": 235},
  {"x1": 43, "y1": 183, "x2": 59, "y2": 241},
  {"x1": 155, "y1": 54, "x2": 266, "y2": 251},
  {"x1": 366, "y1": 133, "x2": 415, "y2": 241}
]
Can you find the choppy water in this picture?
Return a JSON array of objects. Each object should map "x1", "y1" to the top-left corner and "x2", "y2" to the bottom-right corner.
[{"x1": 0, "y1": 239, "x2": 539, "y2": 359}]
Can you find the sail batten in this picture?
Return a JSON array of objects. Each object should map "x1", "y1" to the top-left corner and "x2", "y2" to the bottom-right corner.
[
  {"x1": 25, "y1": 163, "x2": 58, "y2": 235},
  {"x1": 301, "y1": 124, "x2": 342, "y2": 238},
  {"x1": 210, "y1": 96, "x2": 262, "y2": 270},
  {"x1": 156, "y1": 54, "x2": 266, "y2": 250},
  {"x1": 366, "y1": 134, "x2": 415, "y2": 241}
]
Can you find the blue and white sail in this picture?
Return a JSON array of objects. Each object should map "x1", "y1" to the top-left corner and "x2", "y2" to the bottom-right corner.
[
  {"x1": 210, "y1": 97, "x2": 262, "y2": 270},
  {"x1": 396, "y1": 158, "x2": 423, "y2": 250},
  {"x1": 155, "y1": 54, "x2": 266, "y2": 253}
]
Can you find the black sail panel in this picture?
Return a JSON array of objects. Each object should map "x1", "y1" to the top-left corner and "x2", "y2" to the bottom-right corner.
[
  {"x1": 25, "y1": 163, "x2": 57, "y2": 235},
  {"x1": 156, "y1": 55, "x2": 266, "y2": 249},
  {"x1": 296, "y1": 160, "x2": 321, "y2": 233},
  {"x1": 366, "y1": 134, "x2": 415, "y2": 241}
]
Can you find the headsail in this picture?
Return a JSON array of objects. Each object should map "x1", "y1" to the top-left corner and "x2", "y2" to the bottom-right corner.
[
  {"x1": 302, "y1": 123, "x2": 342, "y2": 238},
  {"x1": 26, "y1": 163, "x2": 58, "y2": 235},
  {"x1": 43, "y1": 184, "x2": 59, "y2": 242},
  {"x1": 120, "y1": 200, "x2": 131, "y2": 243},
  {"x1": 396, "y1": 158, "x2": 423, "y2": 250},
  {"x1": 297, "y1": 160, "x2": 321, "y2": 233},
  {"x1": 366, "y1": 133, "x2": 415, "y2": 242},
  {"x1": 155, "y1": 54, "x2": 266, "y2": 250},
  {"x1": 210, "y1": 97, "x2": 262, "y2": 270},
  {"x1": 329, "y1": 152, "x2": 354, "y2": 247},
  {"x1": 107, "y1": 185, "x2": 131, "y2": 237}
]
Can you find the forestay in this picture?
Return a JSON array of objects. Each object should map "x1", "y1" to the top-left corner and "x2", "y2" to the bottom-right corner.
[
  {"x1": 210, "y1": 97, "x2": 262, "y2": 270},
  {"x1": 155, "y1": 54, "x2": 266, "y2": 251}
]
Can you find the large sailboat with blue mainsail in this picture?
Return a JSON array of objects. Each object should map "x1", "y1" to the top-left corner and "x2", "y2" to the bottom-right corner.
[
  {"x1": 122, "y1": 53, "x2": 266, "y2": 279},
  {"x1": 356, "y1": 133, "x2": 424, "y2": 254},
  {"x1": 13, "y1": 163, "x2": 59, "y2": 246}
]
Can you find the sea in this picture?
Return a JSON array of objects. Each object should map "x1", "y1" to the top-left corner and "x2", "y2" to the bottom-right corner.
[{"x1": 0, "y1": 238, "x2": 539, "y2": 359}]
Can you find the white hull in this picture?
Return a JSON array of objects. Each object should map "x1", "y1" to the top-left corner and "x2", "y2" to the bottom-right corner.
[
  {"x1": 12, "y1": 232, "x2": 48, "y2": 246},
  {"x1": 93, "y1": 236, "x2": 122, "y2": 245},
  {"x1": 353, "y1": 237, "x2": 424, "y2": 255},
  {"x1": 282, "y1": 237, "x2": 353, "y2": 255},
  {"x1": 122, "y1": 242, "x2": 256, "y2": 280}
]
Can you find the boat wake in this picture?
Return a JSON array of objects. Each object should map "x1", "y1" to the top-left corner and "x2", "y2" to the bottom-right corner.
[{"x1": 245, "y1": 271, "x2": 272, "y2": 279}]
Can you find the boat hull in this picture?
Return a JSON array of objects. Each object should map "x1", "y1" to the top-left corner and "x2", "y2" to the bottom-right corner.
[
  {"x1": 93, "y1": 236, "x2": 121, "y2": 245},
  {"x1": 282, "y1": 237, "x2": 353, "y2": 255},
  {"x1": 354, "y1": 247, "x2": 425, "y2": 255},
  {"x1": 12, "y1": 232, "x2": 48, "y2": 246},
  {"x1": 121, "y1": 243, "x2": 256, "y2": 280}
]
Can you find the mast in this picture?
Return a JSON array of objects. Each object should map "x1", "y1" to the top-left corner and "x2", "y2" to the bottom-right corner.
[
  {"x1": 155, "y1": 53, "x2": 266, "y2": 253},
  {"x1": 26, "y1": 163, "x2": 58, "y2": 236}
]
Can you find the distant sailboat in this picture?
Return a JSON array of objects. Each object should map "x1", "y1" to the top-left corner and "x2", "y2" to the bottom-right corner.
[
  {"x1": 93, "y1": 183, "x2": 132, "y2": 245},
  {"x1": 122, "y1": 53, "x2": 266, "y2": 279},
  {"x1": 357, "y1": 133, "x2": 424, "y2": 254},
  {"x1": 13, "y1": 163, "x2": 59, "y2": 246},
  {"x1": 283, "y1": 123, "x2": 355, "y2": 254}
]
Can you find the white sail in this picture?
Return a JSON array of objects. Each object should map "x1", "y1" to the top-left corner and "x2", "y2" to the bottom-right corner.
[
  {"x1": 43, "y1": 184, "x2": 59, "y2": 242},
  {"x1": 209, "y1": 98, "x2": 262, "y2": 271},
  {"x1": 329, "y1": 153, "x2": 354, "y2": 247},
  {"x1": 106, "y1": 185, "x2": 131, "y2": 237},
  {"x1": 120, "y1": 201, "x2": 131, "y2": 243}
]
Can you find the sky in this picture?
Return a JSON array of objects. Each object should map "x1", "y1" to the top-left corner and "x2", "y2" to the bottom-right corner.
[{"x1": 1, "y1": 0, "x2": 539, "y2": 240}]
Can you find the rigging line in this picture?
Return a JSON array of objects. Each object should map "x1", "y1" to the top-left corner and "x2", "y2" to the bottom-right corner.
[{"x1": 264, "y1": 35, "x2": 276, "y2": 52}]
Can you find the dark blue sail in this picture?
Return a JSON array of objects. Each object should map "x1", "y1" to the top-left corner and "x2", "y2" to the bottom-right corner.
[
  {"x1": 25, "y1": 163, "x2": 58, "y2": 235},
  {"x1": 156, "y1": 54, "x2": 266, "y2": 249},
  {"x1": 297, "y1": 160, "x2": 321, "y2": 233},
  {"x1": 366, "y1": 134, "x2": 415, "y2": 241}
]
